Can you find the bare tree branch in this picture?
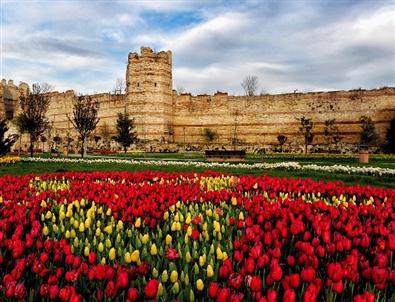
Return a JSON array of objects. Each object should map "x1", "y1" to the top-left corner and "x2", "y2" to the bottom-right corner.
[{"x1": 241, "y1": 75, "x2": 259, "y2": 96}]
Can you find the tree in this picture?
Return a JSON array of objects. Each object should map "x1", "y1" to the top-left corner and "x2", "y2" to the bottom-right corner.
[
  {"x1": 19, "y1": 83, "x2": 51, "y2": 157},
  {"x1": 298, "y1": 117, "x2": 314, "y2": 154},
  {"x1": 68, "y1": 95, "x2": 100, "y2": 158},
  {"x1": 112, "y1": 78, "x2": 126, "y2": 95},
  {"x1": 0, "y1": 118, "x2": 18, "y2": 156},
  {"x1": 277, "y1": 135, "x2": 287, "y2": 153},
  {"x1": 115, "y1": 112, "x2": 137, "y2": 153},
  {"x1": 241, "y1": 75, "x2": 259, "y2": 96},
  {"x1": 203, "y1": 128, "x2": 217, "y2": 143},
  {"x1": 360, "y1": 116, "x2": 378, "y2": 148},
  {"x1": 384, "y1": 118, "x2": 395, "y2": 153}
]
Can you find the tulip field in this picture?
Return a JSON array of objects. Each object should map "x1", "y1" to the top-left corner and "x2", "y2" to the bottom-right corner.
[{"x1": 0, "y1": 171, "x2": 395, "y2": 301}]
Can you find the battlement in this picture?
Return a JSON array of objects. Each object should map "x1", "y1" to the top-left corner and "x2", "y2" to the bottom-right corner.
[{"x1": 128, "y1": 47, "x2": 172, "y2": 65}]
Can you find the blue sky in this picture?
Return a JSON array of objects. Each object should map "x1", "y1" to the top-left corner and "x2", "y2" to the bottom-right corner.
[{"x1": 1, "y1": 0, "x2": 395, "y2": 95}]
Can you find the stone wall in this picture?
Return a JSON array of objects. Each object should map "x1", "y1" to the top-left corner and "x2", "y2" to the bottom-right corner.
[
  {"x1": 172, "y1": 89, "x2": 395, "y2": 148},
  {"x1": 1, "y1": 46, "x2": 394, "y2": 153}
]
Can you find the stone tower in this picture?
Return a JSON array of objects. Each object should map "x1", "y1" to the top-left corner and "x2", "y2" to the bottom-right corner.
[{"x1": 126, "y1": 47, "x2": 173, "y2": 142}]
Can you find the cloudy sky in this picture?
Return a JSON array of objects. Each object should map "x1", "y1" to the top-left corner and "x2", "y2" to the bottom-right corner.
[{"x1": 1, "y1": 0, "x2": 395, "y2": 95}]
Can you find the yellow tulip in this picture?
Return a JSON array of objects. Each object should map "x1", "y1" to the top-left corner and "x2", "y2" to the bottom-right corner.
[
  {"x1": 163, "y1": 211, "x2": 169, "y2": 220},
  {"x1": 141, "y1": 234, "x2": 149, "y2": 244},
  {"x1": 42, "y1": 225, "x2": 49, "y2": 236},
  {"x1": 95, "y1": 228, "x2": 101, "y2": 237},
  {"x1": 79, "y1": 222, "x2": 85, "y2": 233},
  {"x1": 187, "y1": 225, "x2": 192, "y2": 236},
  {"x1": 124, "y1": 252, "x2": 132, "y2": 263},
  {"x1": 150, "y1": 244, "x2": 158, "y2": 255},
  {"x1": 165, "y1": 234, "x2": 172, "y2": 245},
  {"x1": 196, "y1": 279, "x2": 204, "y2": 291},
  {"x1": 207, "y1": 265, "x2": 214, "y2": 278},
  {"x1": 70, "y1": 229, "x2": 76, "y2": 238},
  {"x1": 231, "y1": 197, "x2": 238, "y2": 206},
  {"x1": 45, "y1": 211, "x2": 52, "y2": 220},
  {"x1": 98, "y1": 242, "x2": 104, "y2": 252},
  {"x1": 84, "y1": 246, "x2": 90, "y2": 257},
  {"x1": 199, "y1": 256, "x2": 206, "y2": 267},
  {"x1": 170, "y1": 270, "x2": 178, "y2": 283},
  {"x1": 109, "y1": 247, "x2": 116, "y2": 261},
  {"x1": 135, "y1": 218, "x2": 141, "y2": 228},
  {"x1": 65, "y1": 230, "x2": 70, "y2": 239},
  {"x1": 238, "y1": 211, "x2": 244, "y2": 221},
  {"x1": 104, "y1": 225, "x2": 113, "y2": 235},
  {"x1": 84, "y1": 219, "x2": 91, "y2": 229},
  {"x1": 131, "y1": 250, "x2": 140, "y2": 262},
  {"x1": 101, "y1": 257, "x2": 106, "y2": 264}
]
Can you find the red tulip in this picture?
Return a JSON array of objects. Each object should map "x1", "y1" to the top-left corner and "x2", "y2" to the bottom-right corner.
[
  {"x1": 117, "y1": 269, "x2": 129, "y2": 289},
  {"x1": 144, "y1": 279, "x2": 159, "y2": 299},
  {"x1": 127, "y1": 287, "x2": 138, "y2": 301},
  {"x1": 250, "y1": 275, "x2": 262, "y2": 292},
  {"x1": 208, "y1": 282, "x2": 219, "y2": 299}
]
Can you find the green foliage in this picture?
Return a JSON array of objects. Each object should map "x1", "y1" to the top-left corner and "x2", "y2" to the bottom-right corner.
[
  {"x1": 384, "y1": 118, "x2": 395, "y2": 154},
  {"x1": 115, "y1": 112, "x2": 138, "y2": 153},
  {"x1": 359, "y1": 116, "x2": 378, "y2": 148},
  {"x1": 203, "y1": 128, "x2": 217, "y2": 142},
  {"x1": 0, "y1": 118, "x2": 17, "y2": 156}
]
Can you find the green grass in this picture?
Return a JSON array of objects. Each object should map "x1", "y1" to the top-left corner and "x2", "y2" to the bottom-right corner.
[{"x1": 1, "y1": 160, "x2": 394, "y2": 188}]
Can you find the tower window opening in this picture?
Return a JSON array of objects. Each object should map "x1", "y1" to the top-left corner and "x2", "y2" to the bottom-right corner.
[
  {"x1": 137, "y1": 83, "x2": 140, "y2": 87},
  {"x1": 154, "y1": 83, "x2": 157, "y2": 87}
]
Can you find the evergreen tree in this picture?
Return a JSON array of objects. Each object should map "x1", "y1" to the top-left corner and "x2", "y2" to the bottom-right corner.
[
  {"x1": 384, "y1": 117, "x2": 395, "y2": 153},
  {"x1": 360, "y1": 116, "x2": 378, "y2": 148},
  {"x1": 115, "y1": 112, "x2": 137, "y2": 153}
]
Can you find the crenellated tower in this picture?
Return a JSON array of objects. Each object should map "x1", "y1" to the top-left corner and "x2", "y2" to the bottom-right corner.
[{"x1": 126, "y1": 47, "x2": 173, "y2": 142}]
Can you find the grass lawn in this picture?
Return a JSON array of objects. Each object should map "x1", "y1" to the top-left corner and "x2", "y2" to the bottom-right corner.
[{"x1": 1, "y1": 159, "x2": 394, "y2": 188}]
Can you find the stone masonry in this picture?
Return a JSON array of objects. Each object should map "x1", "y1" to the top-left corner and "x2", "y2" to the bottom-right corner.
[{"x1": 1, "y1": 47, "x2": 394, "y2": 152}]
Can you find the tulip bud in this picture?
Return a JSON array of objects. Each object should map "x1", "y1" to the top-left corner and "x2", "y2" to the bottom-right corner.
[
  {"x1": 238, "y1": 211, "x2": 244, "y2": 220},
  {"x1": 207, "y1": 264, "x2": 214, "y2": 278},
  {"x1": 161, "y1": 270, "x2": 169, "y2": 283},
  {"x1": 157, "y1": 282, "x2": 164, "y2": 296},
  {"x1": 98, "y1": 242, "x2": 104, "y2": 253},
  {"x1": 194, "y1": 263, "x2": 199, "y2": 275},
  {"x1": 134, "y1": 218, "x2": 141, "y2": 228},
  {"x1": 165, "y1": 234, "x2": 172, "y2": 245},
  {"x1": 199, "y1": 256, "x2": 205, "y2": 267},
  {"x1": 124, "y1": 252, "x2": 131, "y2": 263},
  {"x1": 172, "y1": 282, "x2": 179, "y2": 294},
  {"x1": 131, "y1": 250, "x2": 140, "y2": 262},
  {"x1": 196, "y1": 279, "x2": 204, "y2": 291},
  {"x1": 152, "y1": 268, "x2": 159, "y2": 278},
  {"x1": 109, "y1": 247, "x2": 116, "y2": 261},
  {"x1": 42, "y1": 225, "x2": 49, "y2": 236},
  {"x1": 84, "y1": 246, "x2": 90, "y2": 257},
  {"x1": 185, "y1": 252, "x2": 192, "y2": 263},
  {"x1": 170, "y1": 271, "x2": 178, "y2": 283},
  {"x1": 150, "y1": 244, "x2": 158, "y2": 256},
  {"x1": 79, "y1": 222, "x2": 85, "y2": 233},
  {"x1": 141, "y1": 234, "x2": 149, "y2": 244}
]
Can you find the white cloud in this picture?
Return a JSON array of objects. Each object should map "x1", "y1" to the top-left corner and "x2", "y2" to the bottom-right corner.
[{"x1": 1, "y1": 0, "x2": 394, "y2": 95}]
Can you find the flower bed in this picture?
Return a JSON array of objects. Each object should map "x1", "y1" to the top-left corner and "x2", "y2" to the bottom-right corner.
[
  {"x1": 0, "y1": 172, "x2": 395, "y2": 301},
  {"x1": 23, "y1": 157, "x2": 395, "y2": 176},
  {"x1": 0, "y1": 156, "x2": 20, "y2": 164}
]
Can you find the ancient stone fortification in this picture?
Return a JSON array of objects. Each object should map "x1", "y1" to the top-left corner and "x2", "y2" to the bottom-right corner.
[{"x1": 1, "y1": 47, "x2": 394, "y2": 152}]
